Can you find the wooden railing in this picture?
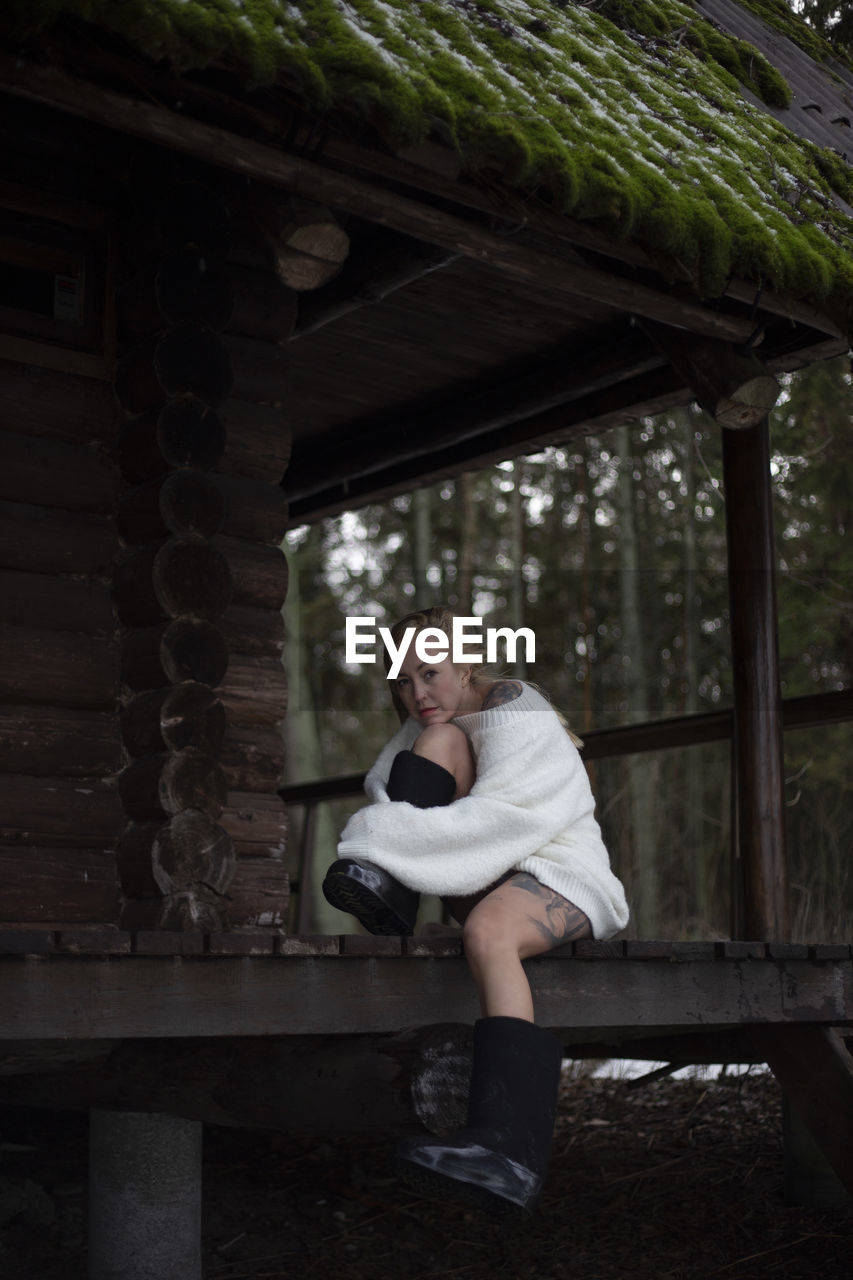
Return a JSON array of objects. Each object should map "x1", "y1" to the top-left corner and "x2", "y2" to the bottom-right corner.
[{"x1": 279, "y1": 687, "x2": 853, "y2": 930}]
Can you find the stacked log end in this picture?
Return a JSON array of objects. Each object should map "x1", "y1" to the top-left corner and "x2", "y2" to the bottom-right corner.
[{"x1": 114, "y1": 180, "x2": 296, "y2": 931}]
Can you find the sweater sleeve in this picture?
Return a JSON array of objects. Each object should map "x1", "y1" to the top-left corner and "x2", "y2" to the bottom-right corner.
[{"x1": 337, "y1": 709, "x2": 597, "y2": 896}]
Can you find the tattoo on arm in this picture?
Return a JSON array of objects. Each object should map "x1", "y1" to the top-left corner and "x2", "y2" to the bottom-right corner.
[{"x1": 481, "y1": 680, "x2": 523, "y2": 709}]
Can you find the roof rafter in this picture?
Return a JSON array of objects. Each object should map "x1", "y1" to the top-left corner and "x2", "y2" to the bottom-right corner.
[{"x1": 0, "y1": 54, "x2": 794, "y2": 344}]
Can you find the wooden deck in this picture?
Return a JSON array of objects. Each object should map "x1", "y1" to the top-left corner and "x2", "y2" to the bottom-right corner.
[
  {"x1": 3, "y1": 928, "x2": 852, "y2": 1192},
  {"x1": 2, "y1": 930, "x2": 851, "y2": 1045}
]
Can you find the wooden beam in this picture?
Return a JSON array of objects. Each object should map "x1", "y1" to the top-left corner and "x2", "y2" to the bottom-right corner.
[
  {"x1": 279, "y1": 687, "x2": 853, "y2": 807},
  {"x1": 1, "y1": 949, "x2": 850, "y2": 1040},
  {"x1": 0, "y1": 56, "x2": 760, "y2": 342},
  {"x1": 284, "y1": 324, "x2": 672, "y2": 505},
  {"x1": 0, "y1": 1030, "x2": 456, "y2": 1136},
  {"x1": 640, "y1": 321, "x2": 781, "y2": 429},
  {"x1": 752, "y1": 1025, "x2": 853, "y2": 1198},
  {"x1": 293, "y1": 228, "x2": 460, "y2": 338},
  {"x1": 286, "y1": 360, "x2": 689, "y2": 522},
  {"x1": 722, "y1": 421, "x2": 790, "y2": 941}
]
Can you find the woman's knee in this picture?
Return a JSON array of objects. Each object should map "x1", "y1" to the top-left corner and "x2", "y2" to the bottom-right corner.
[
  {"x1": 462, "y1": 904, "x2": 516, "y2": 964},
  {"x1": 413, "y1": 722, "x2": 474, "y2": 794},
  {"x1": 412, "y1": 721, "x2": 467, "y2": 765}
]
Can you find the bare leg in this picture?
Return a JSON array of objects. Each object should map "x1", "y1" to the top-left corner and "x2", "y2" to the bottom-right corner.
[
  {"x1": 448, "y1": 872, "x2": 592, "y2": 1021},
  {"x1": 411, "y1": 722, "x2": 475, "y2": 799}
]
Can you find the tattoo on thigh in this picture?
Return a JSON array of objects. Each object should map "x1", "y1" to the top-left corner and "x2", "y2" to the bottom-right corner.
[{"x1": 511, "y1": 873, "x2": 592, "y2": 946}]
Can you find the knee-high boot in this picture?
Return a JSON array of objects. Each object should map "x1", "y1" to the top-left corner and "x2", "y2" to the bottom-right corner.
[
  {"x1": 396, "y1": 1016, "x2": 563, "y2": 1213},
  {"x1": 322, "y1": 750, "x2": 455, "y2": 935}
]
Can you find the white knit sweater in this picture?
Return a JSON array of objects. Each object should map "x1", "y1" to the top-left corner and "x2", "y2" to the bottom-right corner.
[{"x1": 337, "y1": 683, "x2": 629, "y2": 940}]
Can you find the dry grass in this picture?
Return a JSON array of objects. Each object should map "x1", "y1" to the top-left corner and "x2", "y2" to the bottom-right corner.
[{"x1": 2, "y1": 1069, "x2": 851, "y2": 1279}]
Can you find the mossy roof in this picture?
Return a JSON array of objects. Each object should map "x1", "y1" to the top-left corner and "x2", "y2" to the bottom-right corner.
[{"x1": 7, "y1": 1, "x2": 853, "y2": 327}]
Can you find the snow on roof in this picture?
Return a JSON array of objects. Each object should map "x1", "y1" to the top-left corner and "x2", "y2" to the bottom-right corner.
[{"x1": 6, "y1": 0, "x2": 853, "y2": 324}]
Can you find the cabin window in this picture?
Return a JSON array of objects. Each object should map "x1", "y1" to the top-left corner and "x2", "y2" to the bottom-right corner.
[{"x1": 0, "y1": 185, "x2": 113, "y2": 378}]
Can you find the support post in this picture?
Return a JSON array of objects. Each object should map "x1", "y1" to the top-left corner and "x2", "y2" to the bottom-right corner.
[
  {"x1": 721, "y1": 418, "x2": 789, "y2": 940},
  {"x1": 751, "y1": 1026, "x2": 853, "y2": 1203},
  {"x1": 89, "y1": 1110, "x2": 202, "y2": 1280}
]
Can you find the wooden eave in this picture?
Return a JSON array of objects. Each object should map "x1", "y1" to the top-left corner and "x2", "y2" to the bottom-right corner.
[{"x1": 0, "y1": 39, "x2": 849, "y2": 525}]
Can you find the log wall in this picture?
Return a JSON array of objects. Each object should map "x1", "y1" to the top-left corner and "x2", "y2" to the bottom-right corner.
[
  {"x1": 0, "y1": 358, "x2": 124, "y2": 923},
  {"x1": 113, "y1": 177, "x2": 293, "y2": 931},
  {"x1": 0, "y1": 116, "x2": 330, "y2": 933}
]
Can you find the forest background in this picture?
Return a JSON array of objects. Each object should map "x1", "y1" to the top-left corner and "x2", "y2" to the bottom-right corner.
[
  {"x1": 281, "y1": 1, "x2": 853, "y2": 942},
  {"x1": 283, "y1": 350, "x2": 852, "y2": 943}
]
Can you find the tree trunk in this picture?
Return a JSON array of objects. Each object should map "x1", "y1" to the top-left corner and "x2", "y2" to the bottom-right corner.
[
  {"x1": 457, "y1": 472, "x2": 476, "y2": 613},
  {"x1": 616, "y1": 424, "x2": 659, "y2": 937},
  {"x1": 681, "y1": 409, "x2": 707, "y2": 929},
  {"x1": 509, "y1": 460, "x2": 528, "y2": 680},
  {"x1": 413, "y1": 487, "x2": 431, "y2": 601},
  {"x1": 281, "y1": 540, "x2": 339, "y2": 932}
]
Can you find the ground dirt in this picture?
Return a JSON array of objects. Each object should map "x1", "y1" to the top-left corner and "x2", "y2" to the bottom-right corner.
[{"x1": 1, "y1": 1068, "x2": 851, "y2": 1279}]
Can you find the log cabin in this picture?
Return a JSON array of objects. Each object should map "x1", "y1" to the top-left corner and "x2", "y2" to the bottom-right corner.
[{"x1": 0, "y1": 0, "x2": 852, "y2": 1271}]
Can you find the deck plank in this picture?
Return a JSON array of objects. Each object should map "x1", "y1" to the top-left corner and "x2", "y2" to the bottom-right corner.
[{"x1": 1, "y1": 942, "x2": 850, "y2": 1040}]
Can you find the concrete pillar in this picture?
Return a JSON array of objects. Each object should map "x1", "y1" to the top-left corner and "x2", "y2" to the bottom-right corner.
[{"x1": 89, "y1": 1109, "x2": 202, "y2": 1280}]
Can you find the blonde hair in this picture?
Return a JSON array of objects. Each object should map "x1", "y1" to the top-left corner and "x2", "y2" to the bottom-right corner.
[{"x1": 383, "y1": 605, "x2": 583, "y2": 747}]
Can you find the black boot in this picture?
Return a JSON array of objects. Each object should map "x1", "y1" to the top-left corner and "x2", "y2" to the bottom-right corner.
[
  {"x1": 322, "y1": 750, "x2": 455, "y2": 936},
  {"x1": 396, "y1": 1016, "x2": 563, "y2": 1214}
]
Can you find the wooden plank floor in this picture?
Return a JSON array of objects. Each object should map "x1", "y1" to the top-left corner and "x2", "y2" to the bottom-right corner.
[{"x1": 1, "y1": 931, "x2": 851, "y2": 1041}]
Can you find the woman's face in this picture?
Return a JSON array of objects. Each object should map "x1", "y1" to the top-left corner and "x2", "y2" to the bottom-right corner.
[{"x1": 392, "y1": 632, "x2": 474, "y2": 724}]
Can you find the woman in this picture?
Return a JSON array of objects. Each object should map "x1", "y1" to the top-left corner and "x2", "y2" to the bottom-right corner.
[{"x1": 323, "y1": 606, "x2": 629, "y2": 1214}]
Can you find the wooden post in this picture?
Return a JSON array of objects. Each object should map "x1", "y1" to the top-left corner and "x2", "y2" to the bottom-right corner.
[{"x1": 722, "y1": 418, "x2": 789, "y2": 940}]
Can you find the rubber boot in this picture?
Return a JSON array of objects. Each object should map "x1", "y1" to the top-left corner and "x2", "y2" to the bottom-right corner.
[
  {"x1": 396, "y1": 1016, "x2": 563, "y2": 1214},
  {"x1": 322, "y1": 750, "x2": 455, "y2": 935}
]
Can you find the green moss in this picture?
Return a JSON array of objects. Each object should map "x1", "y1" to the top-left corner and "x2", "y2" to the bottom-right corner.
[
  {"x1": 595, "y1": 1, "x2": 675, "y2": 39},
  {"x1": 4, "y1": 0, "x2": 853, "y2": 327},
  {"x1": 735, "y1": 0, "x2": 847, "y2": 65},
  {"x1": 688, "y1": 21, "x2": 792, "y2": 107}
]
